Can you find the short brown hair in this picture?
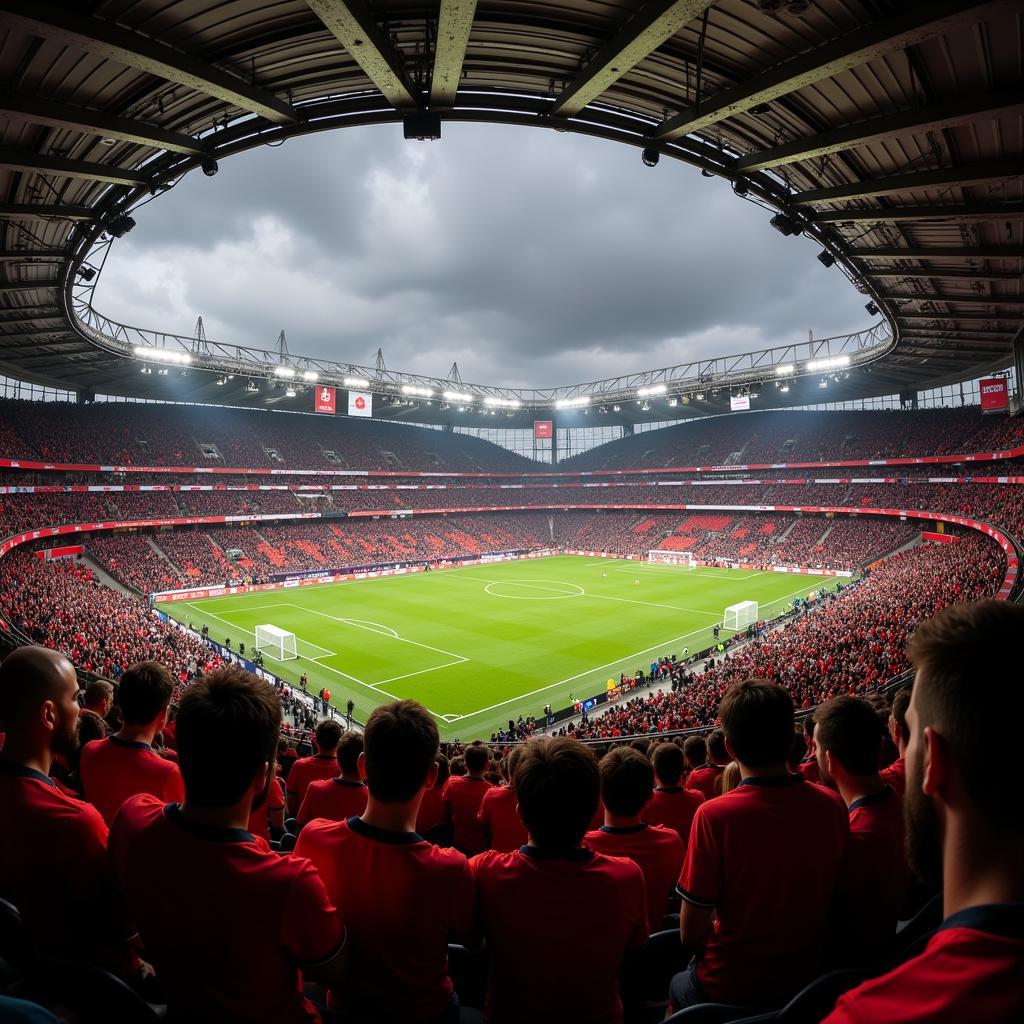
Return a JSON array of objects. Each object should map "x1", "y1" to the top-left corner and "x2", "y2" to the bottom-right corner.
[
  {"x1": 336, "y1": 731, "x2": 364, "y2": 774},
  {"x1": 514, "y1": 738, "x2": 599, "y2": 849},
  {"x1": 600, "y1": 746, "x2": 654, "y2": 817},
  {"x1": 707, "y1": 728, "x2": 729, "y2": 765},
  {"x1": 815, "y1": 696, "x2": 883, "y2": 777},
  {"x1": 315, "y1": 718, "x2": 343, "y2": 752},
  {"x1": 176, "y1": 666, "x2": 281, "y2": 807},
  {"x1": 683, "y1": 735, "x2": 707, "y2": 768},
  {"x1": 362, "y1": 700, "x2": 439, "y2": 802},
  {"x1": 464, "y1": 741, "x2": 490, "y2": 774},
  {"x1": 84, "y1": 679, "x2": 114, "y2": 709},
  {"x1": 652, "y1": 742, "x2": 685, "y2": 786},
  {"x1": 718, "y1": 679, "x2": 794, "y2": 769},
  {"x1": 118, "y1": 661, "x2": 174, "y2": 725},
  {"x1": 890, "y1": 689, "x2": 910, "y2": 744}
]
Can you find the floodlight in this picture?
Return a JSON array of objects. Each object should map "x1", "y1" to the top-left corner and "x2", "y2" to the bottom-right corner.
[
  {"x1": 769, "y1": 213, "x2": 801, "y2": 236},
  {"x1": 402, "y1": 385, "x2": 434, "y2": 398},
  {"x1": 636, "y1": 383, "x2": 667, "y2": 398},
  {"x1": 443, "y1": 390, "x2": 473, "y2": 403},
  {"x1": 554, "y1": 396, "x2": 589, "y2": 409},
  {"x1": 106, "y1": 213, "x2": 136, "y2": 237},
  {"x1": 76, "y1": 265, "x2": 96, "y2": 281},
  {"x1": 732, "y1": 177, "x2": 750, "y2": 197},
  {"x1": 484, "y1": 396, "x2": 521, "y2": 408},
  {"x1": 780, "y1": 384, "x2": 790, "y2": 393},
  {"x1": 246, "y1": 380, "x2": 259, "y2": 392},
  {"x1": 285, "y1": 386, "x2": 296, "y2": 397},
  {"x1": 818, "y1": 377, "x2": 828, "y2": 388},
  {"x1": 273, "y1": 366, "x2": 296, "y2": 378},
  {"x1": 806, "y1": 354, "x2": 850, "y2": 372},
  {"x1": 695, "y1": 392, "x2": 705, "y2": 401},
  {"x1": 302, "y1": 370, "x2": 319, "y2": 382},
  {"x1": 344, "y1": 376, "x2": 370, "y2": 388},
  {"x1": 612, "y1": 404, "x2": 621, "y2": 412},
  {"x1": 642, "y1": 146, "x2": 660, "y2": 167},
  {"x1": 865, "y1": 301, "x2": 880, "y2": 316},
  {"x1": 775, "y1": 364, "x2": 795, "y2": 376},
  {"x1": 201, "y1": 156, "x2": 219, "y2": 177},
  {"x1": 817, "y1": 250, "x2": 836, "y2": 268},
  {"x1": 133, "y1": 345, "x2": 190, "y2": 365}
]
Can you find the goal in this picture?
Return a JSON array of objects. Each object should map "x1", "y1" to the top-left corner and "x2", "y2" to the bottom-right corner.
[
  {"x1": 254, "y1": 624, "x2": 298, "y2": 661},
  {"x1": 647, "y1": 549, "x2": 696, "y2": 568},
  {"x1": 723, "y1": 600, "x2": 758, "y2": 631}
]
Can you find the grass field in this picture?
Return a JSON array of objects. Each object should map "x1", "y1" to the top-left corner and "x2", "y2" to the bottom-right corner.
[{"x1": 164, "y1": 555, "x2": 837, "y2": 740}]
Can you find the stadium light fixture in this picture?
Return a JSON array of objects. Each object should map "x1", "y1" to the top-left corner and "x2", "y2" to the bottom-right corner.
[
  {"x1": 76, "y1": 265, "x2": 96, "y2": 281},
  {"x1": 775, "y1": 364, "x2": 795, "y2": 376},
  {"x1": 865, "y1": 301, "x2": 880, "y2": 316},
  {"x1": 133, "y1": 345, "x2": 191, "y2": 365},
  {"x1": 139, "y1": 366, "x2": 152, "y2": 374},
  {"x1": 780, "y1": 384, "x2": 790, "y2": 393},
  {"x1": 443, "y1": 390, "x2": 473, "y2": 403},
  {"x1": 636, "y1": 383, "x2": 667, "y2": 398},
  {"x1": 484, "y1": 396, "x2": 521, "y2": 409},
  {"x1": 818, "y1": 377, "x2": 828, "y2": 388},
  {"x1": 343, "y1": 376, "x2": 370, "y2": 389},
  {"x1": 302, "y1": 370, "x2": 319, "y2": 382},
  {"x1": 668, "y1": 398, "x2": 678, "y2": 407},
  {"x1": 806, "y1": 354, "x2": 850, "y2": 373},
  {"x1": 285, "y1": 386, "x2": 297, "y2": 397},
  {"x1": 817, "y1": 250, "x2": 836, "y2": 268},
  {"x1": 273, "y1": 366, "x2": 296, "y2": 378},
  {"x1": 216, "y1": 376, "x2": 226, "y2": 385},
  {"x1": 105, "y1": 213, "x2": 136, "y2": 238},
  {"x1": 246, "y1": 381, "x2": 259, "y2": 393},
  {"x1": 732, "y1": 177, "x2": 750, "y2": 197},
  {"x1": 641, "y1": 146, "x2": 660, "y2": 167},
  {"x1": 157, "y1": 367, "x2": 169, "y2": 376},
  {"x1": 402, "y1": 385, "x2": 434, "y2": 398},
  {"x1": 555, "y1": 396, "x2": 589, "y2": 409},
  {"x1": 201, "y1": 156, "x2": 219, "y2": 177},
  {"x1": 769, "y1": 213, "x2": 801, "y2": 237},
  {"x1": 612, "y1": 404, "x2": 621, "y2": 412},
  {"x1": 641, "y1": 400, "x2": 651, "y2": 412},
  {"x1": 695, "y1": 392, "x2": 705, "y2": 401}
]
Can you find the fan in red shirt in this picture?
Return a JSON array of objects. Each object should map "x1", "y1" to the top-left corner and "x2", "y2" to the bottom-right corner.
[
  {"x1": 108, "y1": 665, "x2": 346, "y2": 1023},
  {"x1": 416, "y1": 753, "x2": 450, "y2": 840},
  {"x1": 586, "y1": 745, "x2": 684, "y2": 929},
  {"x1": 80, "y1": 660, "x2": 184, "y2": 825},
  {"x1": 297, "y1": 730, "x2": 367, "y2": 827},
  {"x1": 671, "y1": 680, "x2": 849, "y2": 1013},
  {"x1": 684, "y1": 729, "x2": 729, "y2": 800},
  {"x1": 285, "y1": 719, "x2": 342, "y2": 816},
  {"x1": 797, "y1": 713, "x2": 821, "y2": 783},
  {"x1": 296, "y1": 699, "x2": 474, "y2": 1023},
  {"x1": 0, "y1": 646, "x2": 137, "y2": 974},
  {"x1": 814, "y1": 695, "x2": 909, "y2": 963},
  {"x1": 879, "y1": 689, "x2": 910, "y2": 799},
  {"x1": 442, "y1": 741, "x2": 493, "y2": 854},
  {"x1": 478, "y1": 745, "x2": 528, "y2": 852},
  {"x1": 644, "y1": 742, "x2": 704, "y2": 846},
  {"x1": 470, "y1": 737, "x2": 648, "y2": 1024},
  {"x1": 825, "y1": 601, "x2": 1024, "y2": 1024}
]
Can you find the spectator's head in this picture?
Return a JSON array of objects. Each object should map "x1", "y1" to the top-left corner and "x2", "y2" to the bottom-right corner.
[
  {"x1": 504, "y1": 745, "x2": 524, "y2": 791},
  {"x1": 787, "y1": 728, "x2": 807, "y2": 770},
  {"x1": 905, "y1": 600, "x2": 1024, "y2": 884},
  {"x1": 683, "y1": 735, "x2": 707, "y2": 770},
  {"x1": 719, "y1": 679, "x2": 795, "y2": 771},
  {"x1": 314, "y1": 718, "x2": 343, "y2": 755},
  {"x1": 652, "y1": 742, "x2": 685, "y2": 787},
  {"x1": 118, "y1": 661, "x2": 174, "y2": 729},
  {"x1": 0, "y1": 646, "x2": 80, "y2": 760},
  {"x1": 176, "y1": 666, "x2": 281, "y2": 810},
  {"x1": 514, "y1": 738, "x2": 599, "y2": 850},
  {"x1": 83, "y1": 679, "x2": 114, "y2": 716},
  {"x1": 434, "y1": 752, "x2": 450, "y2": 788},
  {"x1": 464, "y1": 741, "x2": 490, "y2": 776},
  {"x1": 814, "y1": 696, "x2": 884, "y2": 792},
  {"x1": 336, "y1": 731, "x2": 363, "y2": 776},
  {"x1": 361, "y1": 700, "x2": 439, "y2": 804},
  {"x1": 803, "y1": 712, "x2": 817, "y2": 752},
  {"x1": 599, "y1": 746, "x2": 654, "y2": 820},
  {"x1": 720, "y1": 761, "x2": 741, "y2": 795},
  {"x1": 889, "y1": 688, "x2": 911, "y2": 752},
  {"x1": 707, "y1": 728, "x2": 730, "y2": 766},
  {"x1": 450, "y1": 756, "x2": 466, "y2": 776}
]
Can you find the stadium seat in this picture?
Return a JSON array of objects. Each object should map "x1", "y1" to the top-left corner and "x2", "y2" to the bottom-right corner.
[
  {"x1": 887, "y1": 892, "x2": 943, "y2": 964},
  {"x1": 622, "y1": 928, "x2": 688, "y2": 1021},
  {"x1": 664, "y1": 1003, "x2": 772, "y2": 1023},
  {"x1": 447, "y1": 943, "x2": 488, "y2": 1012},
  {"x1": 768, "y1": 968, "x2": 871, "y2": 1024},
  {"x1": 20, "y1": 959, "x2": 165, "y2": 1024},
  {"x1": 0, "y1": 898, "x2": 33, "y2": 986}
]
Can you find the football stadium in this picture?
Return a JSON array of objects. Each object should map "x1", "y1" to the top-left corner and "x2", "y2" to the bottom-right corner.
[{"x1": 0, "y1": 2, "x2": 1021, "y2": 1023}]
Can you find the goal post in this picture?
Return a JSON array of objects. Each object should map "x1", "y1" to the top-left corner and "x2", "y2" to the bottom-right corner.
[
  {"x1": 254, "y1": 623, "x2": 298, "y2": 661},
  {"x1": 647, "y1": 549, "x2": 696, "y2": 568},
  {"x1": 723, "y1": 600, "x2": 758, "y2": 631}
]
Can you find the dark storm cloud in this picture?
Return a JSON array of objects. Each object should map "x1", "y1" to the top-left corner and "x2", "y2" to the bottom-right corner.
[{"x1": 94, "y1": 123, "x2": 871, "y2": 388}]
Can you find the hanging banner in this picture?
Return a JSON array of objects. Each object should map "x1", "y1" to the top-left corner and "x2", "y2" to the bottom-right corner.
[
  {"x1": 534, "y1": 420, "x2": 553, "y2": 439},
  {"x1": 313, "y1": 386, "x2": 336, "y2": 414},
  {"x1": 348, "y1": 391, "x2": 373, "y2": 418},
  {"x1": 730, "y1": 395, "x2": 751, "y2": 412},
  {"x1": 980, "y1": 377, "x2": 1009, "y2": 414}
]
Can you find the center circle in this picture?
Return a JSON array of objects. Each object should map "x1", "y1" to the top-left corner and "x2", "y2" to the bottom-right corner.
[{"x1": 483, "y1": 580, "x2": 585, "y2": 600}]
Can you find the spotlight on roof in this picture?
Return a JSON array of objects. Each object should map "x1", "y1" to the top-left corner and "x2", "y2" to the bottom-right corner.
[
  {"x1": 612, "y1": 404, "x2": 621, "y2": 412},
  {"x1": 76, "y1": 265, "x2": 96, "y2": 281},
  {"x1": 818, "y1": 377, "x2": 828, "y2": 388},
  {"x1": 641, "y1": 146, "x2": 660, "y2": 168},
  {"x1": 201, "y1": 156, "x2": 219, "y2": 177},
  {"x1": 216, "y1": 376, "x2": 226, "y2": 386},
  {"x1": 817, "y1": 250, "x2": 836, "y2": 268},
  {"x1": 641, "y1": 400, "x2": 651, "y2": 411},
  {"x1": 246, "y1": 380, "x2": 259, "y2": 393},
  {"x1": 403, "y1": 112, "x2": 441, "y2": 141},
  {"x1": 302, "y1": 370, "x2": 319, "y2": 382},
  {"x1": 700, "y1": 169, "x2": 715, "y2": 178},
  {"x1": 769, "y1": 213, "x2": 801, "y2": 237},
  {"x1": 865, "y1": 301, "x2": 880, "y2": 316},
  {"x1": 780, "y1": 384, "x2": 790, "y2": 393},
  {"x1": 732, "y1": 177, "x2": 750, "y2": 197},
  {"x1": 285, "y1": 386, "x2": 297, "y2": 397},
  {"x1": 343, "y1": 376, "x2": 370, "y2": 389},
  {"x1": 139, "y1": 366, "x2": 152, "y2": 375},
  {"x1": 695, "y1": 392, "x2": 705, "y2": 401},
  {"x1": 106, "y1": 213, "x2": 136, "y2": 238}
]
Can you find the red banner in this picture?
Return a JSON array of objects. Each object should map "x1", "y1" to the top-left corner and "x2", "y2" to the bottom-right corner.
[
  {"x1": 314, "y1": 386, "x2": 337, "y2": 414},
  {"x1": 534, "y1": 420, "x2": 553, "y2": 439},
  {"x1": 980, "y1": 377, "x2": 1009, "y2": 413}
]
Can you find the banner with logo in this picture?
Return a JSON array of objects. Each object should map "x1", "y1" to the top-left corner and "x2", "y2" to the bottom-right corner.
[
  {"x1": 348, "y1": 391, "x2": 373, "y2": 418},
  {"x1": 980, "y1": 377, "x2": 1009, "y2": 413},
  {"x1": 730, "y1": 394, "x2": 751, "y2": 412},
  {"x1": 534, "y1": 420, "x2": 553, "y2": 439},
  {"x1": 313, "y1": 386, "x2": 336, "y2": 414}
]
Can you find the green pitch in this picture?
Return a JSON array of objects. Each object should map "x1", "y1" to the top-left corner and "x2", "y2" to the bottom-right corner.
[{"x1": 164, "y1": 555, "x2": 838, "y2": 740}]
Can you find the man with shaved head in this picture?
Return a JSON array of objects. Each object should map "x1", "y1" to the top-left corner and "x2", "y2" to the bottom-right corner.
[{"x1": 0, "y1": 646, "x2": 134, "y2": 969}]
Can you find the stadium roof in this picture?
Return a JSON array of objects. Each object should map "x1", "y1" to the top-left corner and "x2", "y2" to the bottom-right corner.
[{"x1": 0, "y1": 0, "x2": 1021, "y2": 427}]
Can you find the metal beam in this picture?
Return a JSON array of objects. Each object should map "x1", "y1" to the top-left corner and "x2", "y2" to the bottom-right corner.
[
  {"x1": 735, "y1": 90, "x2": 1024, "y2": 173},
  {"x1": 0, "y1": 282, "x2": 59, "y2": 294},
  {"x1": 867, "y1": 268, "x2": 1023, "y2": 282},
  {"x1": 0, "y1": 204, "x2": 93, "y2": 221},
  {"x1": 306, "y1": 0, "x2": 421, "y2": 111},
  {"x1": 0, "y1": 148, "x2": 150, "y2": 187},
  {"x1": 848, "y1": 246, "x2": 1024, "y2": 260},
  {"x1": 430, "y1": 0, "x2": 477, "y2": 109},
  {"x1": 0, "y1": 92, "x2": 206, "y2": 157},
  {"x1": 550, "y1": 1, "x2": 714, "y2": 118},
  {"x1": 792, "y1": 160, "x2": 1024, "y2": 206},
  {"x1": 896, "y1": 312, "x2": 1021, "y2": 322},
  {"x1": 886, "y1": 293, "x2": 1024, "y2": 306},
  {"x1": 3, "y1": 1, "x2": 298, "y2": 126},
  {"x1": 653, "y1": 0, "x2": 1006, "y2": 142},
  {"x1": 814, "y1": 202, "x2": 1024, "y2": 223},
  {"x1": 0, "y1": 249, "x2": 65, "y2": 261}
]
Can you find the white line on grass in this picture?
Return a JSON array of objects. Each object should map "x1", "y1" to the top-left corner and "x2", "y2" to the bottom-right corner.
[
  {"x1": 375, "y1": 659, "x2": 468, "y2": 687},
  {"x1": 182, "y1": 604, "x2": 337, "y2": 658}
]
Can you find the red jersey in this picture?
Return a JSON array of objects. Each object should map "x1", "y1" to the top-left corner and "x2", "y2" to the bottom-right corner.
[
  {"x1": 471, "y1": 847, "x2": 648, "y2": 1024},
  {"x1": 823, "y1": 904, "x2": 1024, "y2": 1024},
  {"x1": 442, "y1": 774, "x2": 493, "y2": 854},
  {"x1": 416, "y1": 782, "x2": 446, "y2": 834},
  {"x1": 295, "y1": 816, "x2": 474, "y2": 1022},
  {"x1": 798, "y1": 756, "x2": 821, "y2": 784},
  {"x1": 478, "y1": 785, "x2": 527, "y2": 852},
  {"x1": 109, "y1": 795, "x2": 344, "y2": 1024},
  {"x1": 879, "y1": 755, "x2": 906, "y2": 799},
  {"x1": 79, "y1": 735, "x2": 185, "y2": 825},
  {"x1": 285, "y1": 754, "x2": 340, "y2": 812},
  {"x1": 297, "y1": 777, "x2": 368, "y2": 827},
  {"x1": 644, "y1": 786, "x2": 704, "y2": 846},
  {"x1": 685, "y1": 764, "x2": 725, "y2": 801},
  {"x1": 678, "y1": 775, "x2": 849, "y2": 1006},
  {"x1": 248, "y1": 775, "x2": 287, "y2": 843},
  {"x1": 585, "y1": 823, "x2": 685, "y2": 927}
]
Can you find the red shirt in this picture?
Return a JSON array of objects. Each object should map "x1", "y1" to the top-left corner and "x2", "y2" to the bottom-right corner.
[
  {"x1": 798, "y1": 756, "x2": 821, "y2": 784},
  {"x1": 685, "y1": 764, "x2": 725, "y2": 801},
  {"x1": 416, "y1": 783, "x2": 446, "y2": 833},
  {"x1": 585, "y1": 823, "x2": 685, "y2": 927},
  {"x1": 285, "y1": 754, "x2": 340, "y2": 811},
  {"x1": 80, "y1": 735, "x2": 185, "y2": 825},
  {"x1": 478, "y1": 785, "x2": 527, "y2": 852},
  {"x1": 678, "y1": 775, "x2": 849, "y2": 1006},
  {"x1": 248, "y1": 775, "x2": 287, "y2": 842},
  {"x1": 879, "y1": 755, "x2": 906, "y2": 799},
  {"x1": 297, "y1": 778, "x2": 368, "y2": 827},
  {"x1": 644, "y1": 786, "x2": 705, "y2": 846},
  {"x1": 295, "y1": 816, "x2": 475, "y2": 1022},
  {"x1": 823, "y1": 904, "x2": 1024, "y2": 1023},
  {"x1": 109, "y1": 795, "x2": 344, "y2": 1024},
  {"x1": 442, "y1": 775, "x2": 493, "y2": 854},
  {"x1": 470, "y1": 847, "x2": 648, "y2": 1024}
]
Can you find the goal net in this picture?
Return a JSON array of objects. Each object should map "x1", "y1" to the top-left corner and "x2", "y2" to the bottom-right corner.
[
  {"x1": 723, "y1": 600, "x2": 758, "y2": 631},
  {"x1": 254, "y1": 624, "x2": 298, "y2": 661},
  {"x1": 647, "y1": 549, "x2": 696, "y2": 568}
]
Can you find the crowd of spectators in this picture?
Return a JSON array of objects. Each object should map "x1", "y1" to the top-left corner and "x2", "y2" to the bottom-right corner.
[{"x1": 87, "y1": 535, "x2": 184, "y2": 594}]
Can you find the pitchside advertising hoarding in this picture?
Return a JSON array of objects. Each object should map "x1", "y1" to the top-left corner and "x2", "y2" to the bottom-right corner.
[
  {"x1": 534, "y1": 420, "x2": 553, "y2": 439},
  {"x1": 980, "y1": 377, "x2": 1009, "y2": 414},
  {"x1": 313, "y1": 385, "x2": 336, "y2": 414},
  {"x1": 348, "y1": 391, "x2": 373, "y2": 417}
]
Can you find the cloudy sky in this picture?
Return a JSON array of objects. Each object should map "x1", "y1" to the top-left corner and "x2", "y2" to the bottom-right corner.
[{"x1": 95, "y1": 123, "x2": 871, "y2": 389}]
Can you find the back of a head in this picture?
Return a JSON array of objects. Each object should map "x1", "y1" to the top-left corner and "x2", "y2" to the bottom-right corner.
[
  {"x1": 176, "y1": 666, "x2": 281, "y2": 807},
  {"x1": 363, "y1": 700, "x2": 438, "y2": 802},
  {"x1": 908, "y1": 600, "x2": 1024, "y2": 830},
  {"x1": 0, "y1": 645, "x2": 76, "y2": 732},
  {"x1": 890, "y1": 688, "x2": 911, "y2": 745},
  {"x1": 434, "y1": 752, "x2": 451, "y2": 787},
  {"x1": 514, "y1": 737, "x2": 599, "y2": 849},
  {"x1": 315, "y1": 718, "x2": 343, "y2": 753},
  {"x1": 336, "y1": 731, "x2": 364, "y2": 775},
  {"x1": 707, "y1": 728, "x2": 729, "y2": 765},
  {"x1": 718, "y1": 679, "x2": 794, "y2": 770},
  {"x1": 84, "y1": 679, "x2": 114, "y2": 711},
  {"x1": 652, "y1": 741, "x2": 684, "y2": 787},
  {"x1": 464, "y1": 741, "x2": 490, "y2": 775},
  {"x1": 504, "y1": 745, "x2": 524, "y2": 791},
  {"x1": 815, "y1": 696, "x2": 883, "y2": 777},
  {"x1": 600, "y1": 746, "x2": 654, "y2": 818},
  {"x1": 683, "y1": 735, "x2": 707, "y2": 768},
  {"x1": 118, "y1": 661, "x2": 174, "y2": 726}
]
